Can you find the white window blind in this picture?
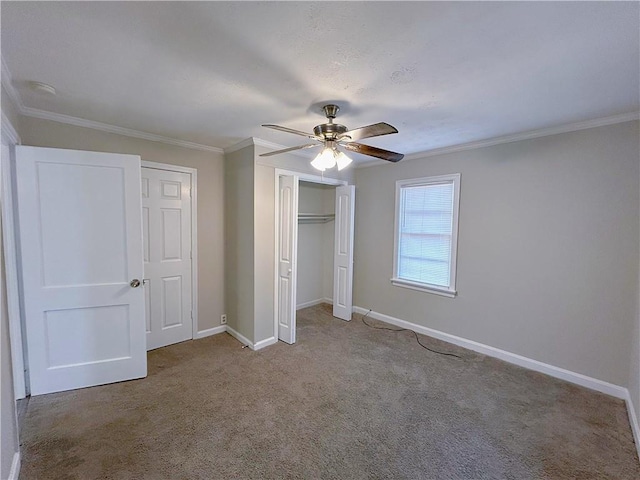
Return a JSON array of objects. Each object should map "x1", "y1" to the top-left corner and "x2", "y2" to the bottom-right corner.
[{"x1": 393, "y1": 174, "x2": 460, "y2": 296}]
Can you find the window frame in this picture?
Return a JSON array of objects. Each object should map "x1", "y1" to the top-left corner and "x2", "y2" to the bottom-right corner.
[{"x1": 391, "y1": 173, "x2": 461, "y2": 298}]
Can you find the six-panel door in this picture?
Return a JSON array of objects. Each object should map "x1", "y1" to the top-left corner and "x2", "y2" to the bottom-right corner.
[{"x1": 141, "y1": 167, "x2": 193, "y2": 350}]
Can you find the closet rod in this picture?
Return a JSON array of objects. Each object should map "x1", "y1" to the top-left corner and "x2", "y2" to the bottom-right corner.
[{"x1": 298, "y1": 213, "x2": 335, "y2": 224}]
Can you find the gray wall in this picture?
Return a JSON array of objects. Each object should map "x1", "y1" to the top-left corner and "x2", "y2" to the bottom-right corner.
[
  {"x1": 253, "y1": 159, "x2": 275, "y2": 342},
  {"x1": 353, "y1": 121, "x2": 639, "y2": 387},
  {"x1": 224, "y1": 146, "x2": 255, "y2": 342},
  {"x1": 18, "y1": 116, "x2": 226, "y2": 332}
]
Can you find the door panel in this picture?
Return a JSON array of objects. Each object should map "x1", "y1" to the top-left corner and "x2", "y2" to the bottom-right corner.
[
  {"x1": 277, "y1": 175, "x2": 298, "y2": 344},
  {"x1": 16, "y1": 146, "x2": 146, "y2": 395},
  {"x1": 333, "y1": 185, "x2": 355, "y2": 320},
  {"x1": 142, "y1": 167, "x2": 192, "y2": 350}
]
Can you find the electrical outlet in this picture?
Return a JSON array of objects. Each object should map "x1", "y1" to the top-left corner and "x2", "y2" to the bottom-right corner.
[{"x1": 221, "y1": 314, "x2": 227, "y2": 325}]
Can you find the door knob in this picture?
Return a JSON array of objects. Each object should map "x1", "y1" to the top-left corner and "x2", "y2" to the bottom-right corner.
[{"x1": 130, "y1": 279, "x2": 141, "y2": 288}]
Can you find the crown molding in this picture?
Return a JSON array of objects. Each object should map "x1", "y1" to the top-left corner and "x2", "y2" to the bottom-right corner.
[
  {"x1": 4, "y1": 53, "x2": 637, "y2": 162},
  {"x1": 358, "y1": 111, "x2": 640, "y2": 169},
  {"x1": 1, "y1": 111, "x2": 21, "y2": 145},
  {"x1": 1, "y1": 56, "x2": 24, "y2": 111},
  {"x1": 2, "y1": 56, "x2": 224, "y2": 154},
  {"x1": 225, "y1": 136, "x2": 318, "y2": 159},
  {"x1": 223, "y1": 137, "x2": 256, "y2": 154},
  {"x1": 21, "y1": 107, "x2": 224, "y2": 154}
]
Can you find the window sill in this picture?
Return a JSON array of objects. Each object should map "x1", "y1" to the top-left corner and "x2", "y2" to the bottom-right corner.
[{"x1": 390, "y1": 278, "x2": 457, "y2": 298}]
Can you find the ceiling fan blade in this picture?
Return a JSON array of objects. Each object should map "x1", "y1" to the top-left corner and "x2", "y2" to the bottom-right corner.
[
  {"x1": 262, "y1": 124, "x2": 319, "y2": 140},
  {"x1": 342, "y1": 142, "x2": 404, "y2": 162},
  {"x1": 340, "y1": 122, "x2": 398, "y2": 142},
  {"x1": 259, "y1": 143, "x2": 321, "y2": 157}
]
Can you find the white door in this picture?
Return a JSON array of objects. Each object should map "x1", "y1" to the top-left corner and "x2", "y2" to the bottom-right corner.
[
  {"x1": 277, "y1": 175, "x2": 298, "y2": 344},
  {"x1": 333, "y1": 185, "x2": 355, "y2": 320},
  {"x1": 15, "y1": 146, "x2": 146, "y2": 395},
  {"x1": 141, "y1": 167, "x2": 192, "y2": 350}
]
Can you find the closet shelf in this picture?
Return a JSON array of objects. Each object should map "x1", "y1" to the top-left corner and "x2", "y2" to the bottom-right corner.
[{"x1": 298, "y1": 213, "x2": 335, "y2": 224}]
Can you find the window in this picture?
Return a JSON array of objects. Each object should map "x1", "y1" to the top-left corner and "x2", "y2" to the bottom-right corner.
[{"x1": 392, "y1": 173, "x2": 460, "y2": 297}]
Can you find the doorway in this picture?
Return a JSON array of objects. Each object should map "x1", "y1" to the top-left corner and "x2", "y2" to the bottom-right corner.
[
  {"x1": 274, "y1": 170, "x2": 354, "y2": 345},
  {"x1": 141, "y1": 162, "x2": 197, "y2": 351}
]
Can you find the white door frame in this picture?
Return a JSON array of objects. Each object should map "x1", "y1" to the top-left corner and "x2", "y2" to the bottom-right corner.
[
  {"x1": 141, "y1": 161, "x2": 198, "y2": 339},
  {"x1": 1, "y1": 112, "x2": 26, "y2": 400},
  {"x1": 273, "y1": 168, "x2": 347, "y2": 341}
]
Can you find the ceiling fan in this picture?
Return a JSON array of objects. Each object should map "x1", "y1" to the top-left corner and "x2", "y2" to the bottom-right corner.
[{"x1": 260, "y1": 104, "x2": 404, "y2": 171}]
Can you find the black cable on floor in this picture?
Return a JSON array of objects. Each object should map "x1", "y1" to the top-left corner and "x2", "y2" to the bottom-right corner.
[{"x1": 360, "y1": 309, "x2": 462, "y2": 359}]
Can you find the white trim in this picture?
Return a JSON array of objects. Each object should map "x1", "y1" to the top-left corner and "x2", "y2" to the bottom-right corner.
[
  {"x1": 273, "y1": 169, "x2": 348, "y2": 343},
  {"x1": 8, "y1": 452, "x2": 20, "y2": 480},
  {"x1": 141, "y1": 161, "x2": 195, "y2": 174},
  {"x1": 1, "y1": 56, "x2": 23, "y2": 112},
  {"x1": 391, "y1": 278, "x2": 457, "y2": 298},
  {"x1": 357, "y1": 111, "x2": 640, "y2": 169},
  {"x1": 224, "y1": 137, "x2": 255, "y2": 154},
  {"x1": 141, "y1": 161, "x2": 199, "y2": 342},
  {"x1": 1, "y1": 135, "x2": 26, "y2": 399},
  {"x1": 2, "y1": 56, "x2": 224, "y2": 155},
  {"x1": 1, "y1": 112, "x2": 21, "y2": 146},
  {"x1": 253, "y1": 336, "x2": 278, "y2": 351},
  {"x1": 255, "y1": 137, "x2": 315, "y2": 158},
  {"x1": 225, "y1": 136, "x2": 317, "y2": 159},
  {"x1": 21, "y1": 107, "x2": 224, "y2": 154},
  {"x1": 226, "y1": 326, "x2": 253, "y2": 348},
  {"x1": 274, "y1": 168, "x2": 348, "y2": 187},
  {"x1": 624, "y1": 392, "x2": 640, "y2": 461},
  {"x1": 393, "y1": 173, "x2": 460, "y2": 296},
  {"x1": 194, "y1": 325, "x2": 227, "y2": 339},
  {"x1": 353, "y1": 306, "x2": 628, "y2": 399},
  {"x1": 296, "y1": 298, "x2": 327, "y2": 310},
  {"x1": 226, "y1": 327, "x2": 276, "y2": 351},
  {"x1": 5, "y1": 51, "x2": 636, "y2": 164}
]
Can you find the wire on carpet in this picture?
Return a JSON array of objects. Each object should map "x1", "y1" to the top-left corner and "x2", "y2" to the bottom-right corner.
[{"x1": 360, "y1": 309, "x2": 462, "y2": 359}]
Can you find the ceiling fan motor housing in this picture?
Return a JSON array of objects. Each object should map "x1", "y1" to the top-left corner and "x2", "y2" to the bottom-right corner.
[
  {"x1": 313, "y1": 122, "x2": 348, "y2": 140},
  {"x1": 313, "y1": 104, "x2": 348, "y2": 140}
]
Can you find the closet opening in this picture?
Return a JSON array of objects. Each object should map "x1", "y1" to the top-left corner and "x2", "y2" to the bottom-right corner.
[
  {"x1": 274, "y1": 171, "x2": 354, "y2": 345},
  {"x1": 296, "y1": 181, "x2": 336, "y2": 312}
]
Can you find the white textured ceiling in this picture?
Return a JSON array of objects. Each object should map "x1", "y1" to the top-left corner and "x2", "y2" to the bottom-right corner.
[{"x1": 1, "y1": 1, "x2": 638, "y2": 161}]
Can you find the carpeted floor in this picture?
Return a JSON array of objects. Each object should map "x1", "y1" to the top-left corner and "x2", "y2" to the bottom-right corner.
[{"x1": 19, "y1": 304, "x2": 640, "y2": 479}]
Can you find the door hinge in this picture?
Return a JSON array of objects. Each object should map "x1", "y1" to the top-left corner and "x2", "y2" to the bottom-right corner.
[
  {"x1": 190, "y1": 250, "x2": 192, "y2": 259},
  {"x1": 190, "y1": 310, "x2": 193, "y2": 320},
  {"x1": 189, "y1": 188, "x2": 192, "y2": 198}
]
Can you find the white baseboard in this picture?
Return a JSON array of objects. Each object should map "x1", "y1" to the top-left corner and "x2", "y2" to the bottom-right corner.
[
  {"x1": 353, "y1": 306, "x2": 627, "y2": 399},
  {"x1": 225, "y1": 326, "x2": 252, "y2": 348},
  {"x1": 296, "y1": 298, "x2": 325, "y2": 310},
  {"x1": 194, "y1": 325, "x2": 227, "y2": 339},
  {"x1": 624, "y1": 392, "x2": 640, "y2": 460},
  {"x1": 253, "y1": 336, "x2": 278, "y2": 351},
  {"x1": 9, "y1": 452, "x2": 20, "y2": 480},
  {"x1": 297, "y1": 298, "x2": 333, "y2": 310},
  {"x1": 226, "y1": 325, "x2": 278, "y2": 352}
]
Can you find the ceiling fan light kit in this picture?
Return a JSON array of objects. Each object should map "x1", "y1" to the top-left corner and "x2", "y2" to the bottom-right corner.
[
  {"x1": 260, "y1": 104, "x2": 404, "y2": 171},
  {"x1": 310, "y1": 142, "x2": 353, "y2": 172}
]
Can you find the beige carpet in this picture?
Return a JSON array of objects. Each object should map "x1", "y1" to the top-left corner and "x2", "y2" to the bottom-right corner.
[{"x1": 19, "y1": 304, "x2": 640, "y2": 479}]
